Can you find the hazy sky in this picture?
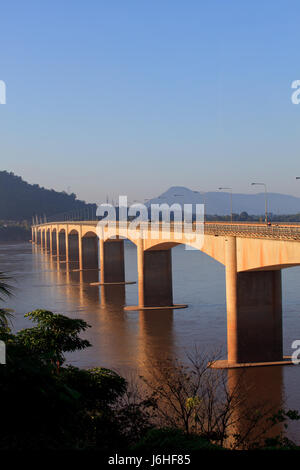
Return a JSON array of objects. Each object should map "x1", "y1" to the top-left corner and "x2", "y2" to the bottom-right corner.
[{"x1": 1, "y1": 1, "x2": 300, "y2": 204}]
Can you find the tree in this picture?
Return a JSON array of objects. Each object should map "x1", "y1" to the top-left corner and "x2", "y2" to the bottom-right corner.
[
  {"x1": 0, "y1": 271, "x2": 13, "y2": 332},
  {"x1": 140, "y1": 349, "x2": 299, "y2": 449},
  {"x1": 0, "y1": 308, "x2": 130, "y2": 450},
  {"x1": 239, "y1": 211, "x2": 249, "y2": 221},
  {"x1": 16, "y1": 309, "x2": 91, "y2": 367}
]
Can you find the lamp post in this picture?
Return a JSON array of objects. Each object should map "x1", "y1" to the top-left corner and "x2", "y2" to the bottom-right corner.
[
  {"x1": 194, "y1": 190, "x2": 206, "y2": 222},
  {"x1": 218, "y1": 187, "x2": 233, "y2": 223},
  {"x1": 251, "y1": 182, "x2": 268, "y2": 223}
]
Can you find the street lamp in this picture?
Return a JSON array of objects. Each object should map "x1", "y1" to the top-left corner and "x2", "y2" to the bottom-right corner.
[
  {"x1": 194, "y1": 190, "x2": 206, "y2": 222},
  {"x1": 218, "y1": 187, "x2": 233, "y2": 223},
  {"x1": 251, "y1": 182, "x2": 268, "y2": 223}
]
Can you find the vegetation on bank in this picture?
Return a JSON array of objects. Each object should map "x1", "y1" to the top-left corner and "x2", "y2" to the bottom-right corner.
[
  {"x1": 0, "y1": 171, "x2": 96, "y2": 221},
  {"x1": 0, "y1": 221, "x2": 30, "y2": 242},
  {"x1": 205, "y1": 212, "x2": 300, "y2": 222},
  {"x1": 0, "y1": 275, "x2": 299, "y2": 451}
]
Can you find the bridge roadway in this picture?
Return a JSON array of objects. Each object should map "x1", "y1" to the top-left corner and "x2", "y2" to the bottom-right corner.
[{"x1": 32, "y1": 221, "x2": 300, "y2": 369}]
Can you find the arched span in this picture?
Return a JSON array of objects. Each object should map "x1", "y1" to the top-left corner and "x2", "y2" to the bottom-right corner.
[
  {"x1": 103, "y1": 232, "x2": 139, "y2": 246},
  {"x1": 144, "y1": 236, "x2": 226, "y2": 267},
  {"x1": 83, "y1": 231, "x2": 98, "y2": 239}
]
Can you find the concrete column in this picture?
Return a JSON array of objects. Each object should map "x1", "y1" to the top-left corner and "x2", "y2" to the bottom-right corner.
[
  {"x1": 100, "y1": 238, "x2": 104, "y2": 275},
  {"x1": 58, "y1": 231, "x2": 66, "y2": 259},
  {"x1": 225, "y1": 237, "x2": 238, "y2": 364},
  {"x1": 46, "y1": 230, "x2": 51, "y2": 252},
  {"x1": 41, "y1": 230, "x2": 45, "y2": 250},
  {"x1": 56, "y1": 228, "x2": 60, "y2": 258},
  {"x1": 49, "y1": 229, "x2": 53, "y2": 254},
  {"x1": 65, "y1": 230, "x2": 69, "y2": 263},
  {"x1": 31, "y1": 227, "x2": 35, "y2": 243},
  {"x1": 78, "y1": 228, "x2": 83, "y2": 270},
  {"x1": 235, "y1": 270, "x2": 283, "y2": 363},
  {"x1": 137, "y1": 238, "x2": 144, "y2": 307},
  {"x1": 82, "y1": 236, "x2": 98, "y2": 269},
  {"x1": 142, "y1": 249, "x2": 173, "y2": 307},
  {"x1": 68, "y1": 233, "x2": 79, "y2": 263},
  {"x1": 51, "y1": 230, "x2": 57, "y2": 255},
  {"x1": 101, "y1": 240, "x2": 125, "y2": 283},
  {"x1": 225, "y1": 236, "x2": 283, "y2": 364}
]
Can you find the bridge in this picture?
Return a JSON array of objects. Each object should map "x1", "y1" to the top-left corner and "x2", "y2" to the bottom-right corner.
[{"x1": 31, "y1": 221, "x2": 300, "y2": 369}]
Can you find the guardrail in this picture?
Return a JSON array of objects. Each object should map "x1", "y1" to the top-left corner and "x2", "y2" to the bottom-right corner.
[{"x1": 203, "y1": 223, "x2": 300, "y2": 240}]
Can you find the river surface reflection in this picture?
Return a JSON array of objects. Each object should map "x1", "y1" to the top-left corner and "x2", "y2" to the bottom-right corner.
[{"x1": 1, "y1": 241, "x2": 300, "y2": 443}]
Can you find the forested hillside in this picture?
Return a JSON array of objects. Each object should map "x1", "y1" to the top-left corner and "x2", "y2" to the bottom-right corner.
[{"x1": 0, "y1": 171, "x2": 96, "y2": 221}]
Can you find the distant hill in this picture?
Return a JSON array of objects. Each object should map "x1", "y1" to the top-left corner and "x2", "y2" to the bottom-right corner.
[
  {"x1": 0, "y1": 171, "x2": 96, "y2": 221},
  {"x1": 147, "y1": 186, "x2": 300, "y2": 216}
]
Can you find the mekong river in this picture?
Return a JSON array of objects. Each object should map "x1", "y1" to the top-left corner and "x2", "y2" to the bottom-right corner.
[{"x1": 2, "y1": 241, "x2": 300, "y2": 443}]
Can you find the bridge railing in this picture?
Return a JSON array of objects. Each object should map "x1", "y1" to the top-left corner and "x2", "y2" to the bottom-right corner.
[{"x1": 203, "y1": 223, "x2": 300, "y2": 240}]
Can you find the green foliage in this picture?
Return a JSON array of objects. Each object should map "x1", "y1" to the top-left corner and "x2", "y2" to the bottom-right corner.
[
  {"x1": 0, "y1": 272, "x2": 14, "y2": 334},
  {"x1": 0, "y1": 309, "x2": 130, "y2": 450},
  {"x1": 0, "y1": 271, "x2": 13, "y2": 301},
  {"x1": 16, "y1": 309, "x2": 91, "y2": 366},
  {"x1": 61, "y1": 365, "x2": 127, "y2": 408},
  {"x1": 132, "y1": 428, "x2": 221, "y2": 452}
]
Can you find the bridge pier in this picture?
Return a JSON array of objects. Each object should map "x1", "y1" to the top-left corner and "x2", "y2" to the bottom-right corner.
[
  {"x1": 36, "y1": 230, "x2": 41, "y2": 245},
  {"x1": 100, "y1": 239, "x2": 125, "y2": 283},
  {"x1": 82, "y1": 235, "x2": 99, "y2": 270},
  {"x1": 58, "y1": 231, "x2": 66, "y2": 260},
  {"x1": 212, "y1": 236, "x2": 290, "y2": 368},
  {"x1": 125, "y1": 240, "x2": 187, "y2": 311},
  {"x1": 142, "y1": 249, "x2": 173, "y2": 307},
  {"x1": 46, "y1": 230, "x2": 50, "y2": 252},
  {"x1": 68, "y1": 233, "x2": 79, "y2": 264},
  {"x1": 51, "y1": 230, "x2": 57, "y2": 255},
  {"x1": 41, "y1": 230, "x2": 45, "y2": 250}
]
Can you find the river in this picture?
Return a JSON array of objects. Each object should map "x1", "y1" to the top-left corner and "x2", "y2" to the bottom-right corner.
[{"x1": 1, "y1": 241, "x2": 300, "y2": 444}]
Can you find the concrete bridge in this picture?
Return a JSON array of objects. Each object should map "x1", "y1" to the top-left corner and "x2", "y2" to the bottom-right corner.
[{"x1": 31, "y1": 221, "x2": 300, "y2": 369}]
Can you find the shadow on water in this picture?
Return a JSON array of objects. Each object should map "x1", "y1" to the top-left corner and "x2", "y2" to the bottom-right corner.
[{"x1": 226, "y1": 366, "x2": 284, "y2": 447}]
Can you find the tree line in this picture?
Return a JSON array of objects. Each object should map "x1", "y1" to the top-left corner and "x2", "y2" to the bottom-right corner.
[{"x1": 0, "y1": 171, "x2": 96, "y2": 221}]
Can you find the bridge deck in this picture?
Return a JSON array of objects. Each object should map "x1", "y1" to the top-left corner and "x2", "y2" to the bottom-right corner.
[{"x1": 34, "y1": 221, "x2": 300, "y2": 242}]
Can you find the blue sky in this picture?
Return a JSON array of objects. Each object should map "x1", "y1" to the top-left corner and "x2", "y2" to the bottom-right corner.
[{"x1": 0, "y1": 0, "x2": 300, "y2": 204}]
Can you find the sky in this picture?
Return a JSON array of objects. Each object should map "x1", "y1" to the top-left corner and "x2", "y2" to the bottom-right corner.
[{"x1": 0, "y1": 0, "x2": 300, "y2": 204}]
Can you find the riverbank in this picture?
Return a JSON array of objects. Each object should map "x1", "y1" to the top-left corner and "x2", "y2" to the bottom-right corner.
[{"x1": 0, "y1": 224, "x2": 30, "y2": 242}]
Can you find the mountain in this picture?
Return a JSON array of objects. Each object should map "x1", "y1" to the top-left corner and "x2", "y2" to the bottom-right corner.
[
  {"x1": 0, "y1": 171, "x2": 96, "y2": 221},
  {"x1": 146, "y1": 186, "x2": 300, "y2": 216}
]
